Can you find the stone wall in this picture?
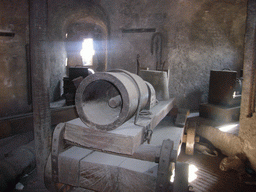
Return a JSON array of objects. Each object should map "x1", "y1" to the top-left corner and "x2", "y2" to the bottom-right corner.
[
  {"x1": 0, "y1": 0, "x2": 248, "y2": 118},
  {"x1": 101, "y1": 0, "x2": 247, "y2": 110},
  {"x1": 0, "y1": 0, "x2": 31, "y2": 117},
  {"x1": 101, "y1": 0, "x2": 170, "y2": 72},
  {"x1": 48, "y1": 0, "x2": 109, "y2": 101},
  {"x1": 167, "y1": 0, "x2": 247, "y2": 110}
]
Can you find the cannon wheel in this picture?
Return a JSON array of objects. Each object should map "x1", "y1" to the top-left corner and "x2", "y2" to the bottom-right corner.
[
  {"x1": 44, "y1": 123, "x2": 72, "y2": 192},
  {"x1": 45, "y1": 154, "x2": 73, "y2": 192},
  {"x1": 155, "y1": 139, "x2": 174, "y2": 192},
  {"x1": 173, "y1": 162, "x2": 189, "y2": 192},
  {"x1": 185, "y1": 127, "x2": 196, "y2": 155}
]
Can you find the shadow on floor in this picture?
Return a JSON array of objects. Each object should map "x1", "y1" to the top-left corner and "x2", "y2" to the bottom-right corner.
[{"x1": 178, "y1": 144, "x2": 256, "y2": 192}]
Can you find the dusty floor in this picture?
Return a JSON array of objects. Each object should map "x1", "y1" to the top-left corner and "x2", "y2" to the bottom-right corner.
[
  {"x1": 177, "y1": 144, "x2": 256, "y2": 192},
  {"x1": 9, "y1": 145, "x2": 255, "y2": 192},
  {"x1": 11, "y1": 170, "x2": 48, "y2": 192},
  {"x1": 7, "y1": 113, "x2": 256, "y2": 191}
]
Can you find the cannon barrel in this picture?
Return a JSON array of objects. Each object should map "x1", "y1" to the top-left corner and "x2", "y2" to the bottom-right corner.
[{"x1": 75, "y1": 70, "x2": 149, "y2": 130}]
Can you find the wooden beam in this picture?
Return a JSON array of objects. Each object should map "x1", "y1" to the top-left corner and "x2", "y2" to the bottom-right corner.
[
  {"x1": 64, "y1": 118, "x2": 145, "y2": 155},
  {"x1": 240, "y1": 0, "x2": 256, "y2": 124},
  {"x1": 0, "y1": 106, "x2": 78, "y2": 139},
  {"x1": 57, "y1": 146, "x2": 158, "y2": 191},
  {"x1": 29, "y1": 0, "x2": 51, "y2": 180},
  {"x1": 150, "y1": 116, "x2": 185, "y2": 162},
  {"x1": 199, "y1": 103, "x2": 240, "y2": 123},
  {"x1": 64, "y1": 99, "x2": 175, "y2": 155},
  {"x1": 79, "y1": 151, "x2": 158, "y2": 192}
]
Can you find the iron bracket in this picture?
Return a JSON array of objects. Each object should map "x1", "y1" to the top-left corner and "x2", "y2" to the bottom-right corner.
[
  {"x1": 155, "y1": 139, "x2": 174, "y2": 192},
  {"x1": 51, "y1": 123, "x2": 65, "y2": 183}
]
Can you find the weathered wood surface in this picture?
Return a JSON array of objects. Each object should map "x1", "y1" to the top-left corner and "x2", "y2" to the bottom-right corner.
[
  {"x1": 64, "y1": 99, "x2": 175, "y2": 155},
  {"x1": 150, "y1": 116, "x2": 185, "y2": 161},
  {"x1": 64, "y1": 118, "x2": 145, "y2": 155},
  {"x1": 58, "y1": 147, "x2": 93, "y2": 186},
  {"x1": 175, "y1": 108, "x2": 190, "y2": 127},
  {"x1": 199, "y1": 103, "x2": 240, "y2": 122},
  {"x1": 65, "y1": 138, "x2": 162, "y2": 163},
  {"x1": 150, "y1": 116, "x2": 184, "y2": 149},
  {"x1": 30, "y1": 0, "x2": 51, "y2": 180},
  {"x1": 136, "y1": 98, "x2": 175, "y2": 128},
  {"x1": 0, "y1": 105, "x2": 78, "y2": 139},
  {"x1": 239, "y1": 0, "x2": 256, "y2": 119},
  {"x1": 117, "y1": 158, "x2": 158, "y2": 192},
  {"x1": 56, "y1": 101, "x2": 186, "y2": 191},
  {"x1": 79, "y1": 151, "x2": 158, "y2": 192},
  {"x1": 130, "y1": 144, "x2": 161, "y2": 162},
  {"x1": 57, "y1": 146, "x2": 158, "y2": 192}
]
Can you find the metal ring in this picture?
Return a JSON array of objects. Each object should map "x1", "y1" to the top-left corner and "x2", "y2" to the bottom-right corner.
[{"x1": 108, "y1": 69, "x2": 142, "y2": 125}]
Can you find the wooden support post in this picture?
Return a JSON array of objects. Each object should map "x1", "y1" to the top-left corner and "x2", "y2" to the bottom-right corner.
[
  {"x1": 240, "y1": 0, "x2": 256, "y2": 120},
  {"x1": 238, "y1": 0, "x2": 256, "y2": 172},
  {"x1": 29, "y1": 0, "x2": 51, "y2": 181}
]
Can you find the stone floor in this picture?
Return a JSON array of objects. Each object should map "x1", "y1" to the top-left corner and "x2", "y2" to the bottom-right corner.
[
  {"x1": 11, "y1": 170, "x2": 48, "y2": 192},
  {"x1": 178, "y1": 145, "x2": 256, "y2": 192},
  {"x1": 5, "y1": 113, "x2": 256, "y2": 192},
  {"x1": 9, "y1": 145, "x2": 256, "y2": 192}
]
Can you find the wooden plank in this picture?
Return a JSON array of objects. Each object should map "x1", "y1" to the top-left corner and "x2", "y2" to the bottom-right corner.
[
  {"x1": 0, "y1": 105, "x2": 78, "y2": 139},
  {"x1": 79, "y1": 152, "x2": 126, "y2": 191},
  {"x1": 150, "y1": 116, "x2": 185, "y2": 161},
  {"x1": 0, "y1": 121, "x2": 12, "y2": 139},
  {"x1": 136, "y1": 98, "x2": 175, "y2": 129},
  {"x1": 30, "y1": 0, "x2": 50, "y2": 180},
  {"x1": 64, "y1": 139, "x2": 161, "y2": 163},
  {"x1": 58, "y1": 146, "x2": 93, "y2": 186},
  {"x1": 118, "y1": 158, "x2": 158, "y2": 192},
  {"x1": 79, "y1": 151, "x2": 157, "y2": 192},
  {"x1": 64, "y1": 118, "x2": 145, "y2": 155},
  {"x1": 173, "y1": 162, "x2": 189, "y2": 192},
  {"x1": 175, "y1": 108, "x2": 190, "y2": 127},
  {"x1": 150, "y1": 117, "x2": 184, "y2": 150},
  {"x1": 51, "y1": 106, "x2": 78, "y2": 125},
  {"x1": 130, "y1": 144, "x2": 161, "y2": 162},
  {"x1": 64, "y1": 99, "x2": 175, "y2": 155},
  {"x1": 199, "y1": 103, "x2": 240, "y2": 122}
]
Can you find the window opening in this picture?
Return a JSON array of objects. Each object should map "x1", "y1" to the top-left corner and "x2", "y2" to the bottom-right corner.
[{"x1": 80, "y1": 38, "x2": 95, "y2": 66}]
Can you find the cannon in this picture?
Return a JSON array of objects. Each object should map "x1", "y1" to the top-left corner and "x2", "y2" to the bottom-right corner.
[{"x1": 45, "y1": 69, "x2": 189, "y2": 192}]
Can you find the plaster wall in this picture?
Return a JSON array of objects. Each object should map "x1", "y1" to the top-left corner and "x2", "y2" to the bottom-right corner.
[
  {"x1": 0, "y1": 0, "x2": 31, "y2": 117},
  {"x1": 100, "y1": 0, "x2": 247, "y2": 110},
  {"x1": 0, "y1": 0, "x2": 109, "y2": 115},
  {"x1": 0, "y1": 0, "x2": 248, "y2": 118},
  {"x1": 101, "y1": 0, "x2": 170, "y2": 73},
  {"x1": 167, "y1": 0, "x2": 247, "y2": 110},
  {"x1": 48, "y1": 0, "x2": 109, "y2": 101}
]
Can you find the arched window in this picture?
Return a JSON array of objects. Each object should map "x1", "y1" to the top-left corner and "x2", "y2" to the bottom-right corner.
[
  {"x1": 80, "y1": 38, "x2": 95, "y2": 66},
  {"x1": 65, "y1": 22, "x2": 107, "y2": 72}
]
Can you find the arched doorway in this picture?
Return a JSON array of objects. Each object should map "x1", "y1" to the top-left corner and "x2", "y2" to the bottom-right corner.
[
  {"x1": 48, "y1": 1, "x2": 109, "y2": 101},
  {"x1": 65, "y1": 20, "x2": 108, "y2": 72}
]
